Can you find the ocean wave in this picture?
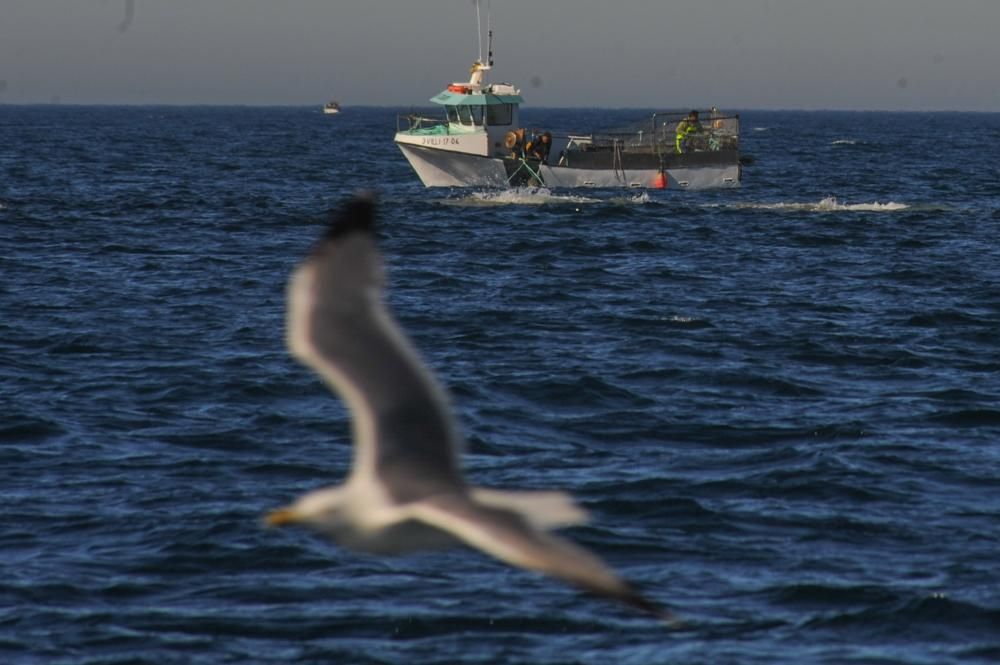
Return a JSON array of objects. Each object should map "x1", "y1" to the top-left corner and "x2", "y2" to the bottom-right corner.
[
  {"x1": 5, "y1": 105, "x2": 1000, "y2": 665},
  {"x1": 800, "y1": 593, "x2": 1000, "y2": 641},
  {"x1": 714, "y1": 196, "x2": 909, "y2": 213}
]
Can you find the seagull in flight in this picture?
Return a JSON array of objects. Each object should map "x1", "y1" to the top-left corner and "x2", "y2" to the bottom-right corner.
[{"x1": 266, "y1": 194, "x2": 672, "y2": 621}]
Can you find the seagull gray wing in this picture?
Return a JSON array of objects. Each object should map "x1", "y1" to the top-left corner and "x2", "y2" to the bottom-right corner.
[
  {"x1": 287, "y1": 196, "x2": 465, "y2": 499},
  {"x1": 409, "y1": 494, "x2": 672, "y2": 620}
]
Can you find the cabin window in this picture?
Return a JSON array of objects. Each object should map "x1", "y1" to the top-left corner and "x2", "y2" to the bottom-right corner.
[
  {"x1": 486, "y1": 103, "x2": 513, "y2": 126},
  {"x1": 457, "y1": 106, "x2": 474, "y2": 125},
  {"x1": 446, "y1": 106, "x2": 459, "y2": 123},
  {"x1": 470, "y1": 105, "x2": 484, "y2": 126}
]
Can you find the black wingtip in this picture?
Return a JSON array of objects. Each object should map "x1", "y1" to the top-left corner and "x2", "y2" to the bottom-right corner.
[
  {"x1": 616, "y1": 588, "x2": 684, "y2": 627},
  {"x1": 322, "y1": 192, "x2": 377, "y2": 241}
]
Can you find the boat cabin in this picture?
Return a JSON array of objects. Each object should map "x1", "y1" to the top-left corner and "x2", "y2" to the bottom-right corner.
[
  {"x1": 433, "y1": 85, "x2": 521, "y2": 131},
  {"x1": 395, "y1": 65, "x2": 525, "y2": 159}
]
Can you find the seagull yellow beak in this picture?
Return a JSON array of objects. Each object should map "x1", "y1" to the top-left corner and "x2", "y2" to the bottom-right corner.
[{"x1": 265, "y1": 507, "x2": 299, "y2": 527}]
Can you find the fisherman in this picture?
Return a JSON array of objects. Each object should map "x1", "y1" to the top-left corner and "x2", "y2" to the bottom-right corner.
[
  {"x1": 525, "y1": 131, "x2": 552, "y2": 163},
  {"x1": 675, "y1": 110, "x2": 704, "y2": 154}
]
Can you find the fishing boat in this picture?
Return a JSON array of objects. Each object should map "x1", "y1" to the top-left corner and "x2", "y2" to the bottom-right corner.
[
  {"x1": 323, "y1": 101, "x2": 341, "y2": 115},
  {"x1": 394, "y1": 8, "x2": 741, "y2": 190}
]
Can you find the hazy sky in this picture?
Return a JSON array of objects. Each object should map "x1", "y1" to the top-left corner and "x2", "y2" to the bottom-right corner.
[{"x1": 1, "y1": 0, "x2": 998, "y2": 110}]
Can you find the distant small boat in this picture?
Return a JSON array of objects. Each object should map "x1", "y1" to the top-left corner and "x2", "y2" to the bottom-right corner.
[{"x1": 323, "y1": 101, "x2": 341, "y2": 115}]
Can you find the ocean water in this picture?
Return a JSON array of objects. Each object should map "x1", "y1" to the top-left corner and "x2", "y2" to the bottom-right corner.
[{"x1": 2, "y1": 105, "x2": 1000, "y2": 664}]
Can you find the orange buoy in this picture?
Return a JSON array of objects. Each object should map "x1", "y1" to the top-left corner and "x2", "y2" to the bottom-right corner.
[{"x1": 653, "y1": 171, "x2": 667, "y2": 189}]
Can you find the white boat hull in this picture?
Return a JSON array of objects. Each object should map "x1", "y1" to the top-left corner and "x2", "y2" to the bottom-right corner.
[
  {"x1": 396, "y1": 143, "x2": 509, "y2": 187},
  {"x1": 395, "y1": 142, "x2": 740, "y2": 190},
  {"x1": 539, "y1": 163, "x2": 739, "y2": 190}
]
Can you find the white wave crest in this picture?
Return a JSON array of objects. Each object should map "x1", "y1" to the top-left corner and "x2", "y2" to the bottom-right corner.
[
  {"x1": 610, "y1": 191, "x2": 652, "y2": 205},
  {"x1": 717, "y1": 197, "x2": 909, "y2": 213},
  {"x1": 809, "y1": 196, "x2": 908, "y2": 212}
]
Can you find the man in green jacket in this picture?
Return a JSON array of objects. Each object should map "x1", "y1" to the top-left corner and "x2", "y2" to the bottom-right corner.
[{"x1": 675, "y1": 110, "x2": 703, "y2": 154}]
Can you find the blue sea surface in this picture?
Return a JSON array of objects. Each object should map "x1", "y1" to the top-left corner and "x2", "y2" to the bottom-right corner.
[{"x1": 2, "y1": 105, "x2": 1000, "y2": 664}]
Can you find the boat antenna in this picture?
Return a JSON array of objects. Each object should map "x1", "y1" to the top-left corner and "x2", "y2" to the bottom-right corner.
[
  {"x1": 487, "y1": 0, "x2": 494, "y2": 67},
  {"x1": 476, "y1": 0, "x2": 483, "y2": 64}
]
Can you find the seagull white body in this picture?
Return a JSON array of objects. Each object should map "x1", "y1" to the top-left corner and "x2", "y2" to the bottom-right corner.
[{"x1": 268, "y1": 196, "x2": 668, "y2": 619}]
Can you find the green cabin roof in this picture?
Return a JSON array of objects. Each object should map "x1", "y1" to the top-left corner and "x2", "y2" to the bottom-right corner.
[{"x1": 431, "y1": 89, "x2": 524, "y2": 106}]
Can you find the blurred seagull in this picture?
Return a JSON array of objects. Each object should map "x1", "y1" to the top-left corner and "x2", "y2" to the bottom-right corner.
[
  {"x1": 267, "y1": 194, "x2": 672, "y2": 620},
  {"x1": 117, "y1": 0, "x2": 135, "y2": 33}
]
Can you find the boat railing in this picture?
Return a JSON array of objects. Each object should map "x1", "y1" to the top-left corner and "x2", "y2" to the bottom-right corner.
[
  {"x1": 574, "y1": 111, "x2": 740, "y2": 154},
  {"x1": 397, "y1": 113, "x2": 451, "y2": 135}
]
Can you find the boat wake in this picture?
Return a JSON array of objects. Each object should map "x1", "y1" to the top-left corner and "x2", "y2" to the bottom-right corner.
[
  {"x1": 603, "y1": 191, "x2": 653, "y2": 206},
  {"x1": 458, "y1": 188, "x2": 653, "y2": 207},
  {"x1": 715, "y1": 196, "x2": 909, "y2": 213},
  {"x1": 445, "y1": 187, "x2": 604, "y2": 207}
]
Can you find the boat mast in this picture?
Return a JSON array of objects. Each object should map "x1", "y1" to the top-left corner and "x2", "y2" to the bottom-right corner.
[
  {"x1": 469, "y1": 0, "x2": 492, "y2": 88},
  {"x1": 487, "y1": 0, "x2": 494, "y2": 68},
  {"x1": 476, "y1": 0, "x2": 484, "y2": 64}
]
